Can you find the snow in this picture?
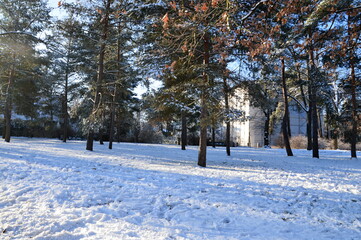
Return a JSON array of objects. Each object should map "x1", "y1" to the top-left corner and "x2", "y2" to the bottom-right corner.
[{"x1": 1, "y1": 138, "x2": 360, "y2": 240}]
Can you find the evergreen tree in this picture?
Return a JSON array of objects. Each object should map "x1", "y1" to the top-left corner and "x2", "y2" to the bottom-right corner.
[
  {"x1": 156, "y1": 0, "x2": 263, "y2": 166},
  {"x1": 48, "y1": 16, "x2": 85, "y2": 142},
  {"x1": 0, "y1": 0, "x2": 50, "y2": 142}
]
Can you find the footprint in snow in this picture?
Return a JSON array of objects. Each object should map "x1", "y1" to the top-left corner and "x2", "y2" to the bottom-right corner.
[
  {"x1": 222, "y1": 218, "x2": 231, "y2": 224},
  {"x1": 126, "y1": 216, "x2": 143, "y2": 225},
  {"x1": 127, "y1": 232, "x2": 139, "y2": 238},
  {"x1": 14, "y1": 187, "x2": 34, "y2": 197}
]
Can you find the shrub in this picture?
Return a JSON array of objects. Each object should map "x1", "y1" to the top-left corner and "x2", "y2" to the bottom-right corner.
[
  {"x1": 290, "y1": 135, "x2": 308, "y2": 149},
  {"x1": 138, "y1": 123, "x2": 163, "y2": 144},
  {"x1": 329, "y1": 140, "x2": 361, "y2": 151},
  {"x1": 275, "y1": 134, "x2": 361, "y2": 151},
  {"x1": 274, "y1": 135, "x2": 327, "y2": 149},
  {"x1": 290, "y1": 135, "x2": 327, "y2": 149},
  {"x1": 273, "y1": 134, "x2": 284, "y2": 148}
]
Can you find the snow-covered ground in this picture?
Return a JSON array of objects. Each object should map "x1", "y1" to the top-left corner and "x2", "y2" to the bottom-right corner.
[{"x1": 1, "y1": 138, "x2": 360, "y2": 240}]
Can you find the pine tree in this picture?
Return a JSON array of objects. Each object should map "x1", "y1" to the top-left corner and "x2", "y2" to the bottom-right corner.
[
  {"x1": 49, "y1": 15, "x2": 85, "y2": 142},
  {"x1": 156, "y1": 0, "x2": 263, "y2": 166},
  {"x1": 0, "y1": 0, "x2": 50, "y2": 142},
  {"x1": 239, "y1": 0, "x2": 298, "y2": 156}
]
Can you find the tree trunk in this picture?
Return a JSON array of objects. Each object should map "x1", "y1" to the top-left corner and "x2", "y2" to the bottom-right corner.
[
  {"x1": 198, "y1": 93, "x2": 208, "y2": 167},
  {"x1": 63, "y1": 57, "x2": 69, "y2": 143},
  {"x1": 2, "y1": 119, "x2": 5, "y2": 139},
  {"x1": 181, "y1": 111, "x2": 187, "y2": 150},
  {"x1": 333, "y1": 133, "x2": 338, "y2": 150},
  {"x1": 307, "y1": 83, "x2": 313, "y2": 150},
  {"x1": 325, "y1": 113, "x2": 330, "y2": 140},
  {"x1": 223, "y1": 72, "x2": 231, "y2": 155},
  {"x1": 4, "y1": 66, "x2": 14, "y2": 143},
  {"x1": 198, "y1": 32, "x2": 210, "y2": 167},
  {"x1": 348, "y1": 16, "x2": 357, "y2": 159},
  {"x1": 117, "y1": 113, "x2": 121, "y2": 143},
  {"x1": 99, "y1": 127, "x2": 104, "y2": 145},
  {"x1": 109, "y1": 22, "x2": 122, "y2": 150},
  {"x1": 309, "y1": 78, "x2": 319, "y2": 157},
  {"x1": 99, "y1": 107, "x2": 106, "y2": 145},
  {"x1": 226, "y1": 122, "x2": 231, "y2": 154},
  {"x1": 318, "y1": 109, "x2": 323, "y2": 138},
  {"x1": 264, "y1": 111, "x2": 270, "y2": 147},
  {"x1": 108, "y1": 111, "x2": 115, "y2": 149},
  {"x1": 350, "y1": 54, "x2": 357, "y2": 158},
  {"x1": 86, "y1": 130, "x2": 94, "y2": 151},
  {"x1": 212, "y1": 127, "x2": 216, "y2": 148},
  {"x1": 299, "y1": 71, "x2": 312, "y2": 150},
  {"x1": 311, "y1": 100, "x2": 319, "y2": 158},
  {"x1": 306, "y1": 110, "x2": 312, "y2": 150},
  {"x1": 134, "y1": 111, "x2": 140, "y2": 143},
  {"x1": 308, "y1": 84, "x2": 319, "y2": 156},
  {"x1": 281, "y1": 59, "x2": 293, "y2": 156},
  {"x1": 308, "y1": 29, "x2": 319, "y2": 158},
  {"x1": 308, "y1": 30, "x2": 319, "y2": 158},
  {"x1": 108, "y1": 85, "x2": 116, "y2": 149},
  {"x1": 86, "y1": 0, "x2": 112, "y2": 151}
]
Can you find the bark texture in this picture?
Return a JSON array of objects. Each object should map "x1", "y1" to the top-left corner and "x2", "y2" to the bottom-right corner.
[
  {"x1": 181, "y1": 111, "x2": 187, "y2": 150},
  {"x1": 198, "y1": 33, "x2": 210, "y2": 167},
  {"x1": 281, "y1": 59, "x2": 293, "y2": 156},
  {"x1": 86, "y1": 0, "x2": 112, "y2": 151},
  {"x1": 4, "y1": 67, "x2": 15, "y2": 143}
]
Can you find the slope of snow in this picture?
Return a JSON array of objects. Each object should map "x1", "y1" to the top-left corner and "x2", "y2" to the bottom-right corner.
[{"x1": 0, "y1": 138, "x2": 360, "y2": 239}]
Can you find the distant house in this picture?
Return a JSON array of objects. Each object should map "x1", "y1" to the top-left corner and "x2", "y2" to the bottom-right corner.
[{"x1": 227, "y1": 90, "x2": 309, "y2": 148}]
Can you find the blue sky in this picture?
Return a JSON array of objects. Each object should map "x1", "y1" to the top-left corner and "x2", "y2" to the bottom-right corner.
[
  {"x1": 46, "y1": 0, "x2": 161, "y2": 97},
  {"x1": 48, "y1": 0, "x2": 73, "y2": 18}
]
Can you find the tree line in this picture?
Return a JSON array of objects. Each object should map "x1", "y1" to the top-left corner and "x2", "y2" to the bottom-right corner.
[{"x1": 0, "y1": 0, "x2": 360, "y2": 167}]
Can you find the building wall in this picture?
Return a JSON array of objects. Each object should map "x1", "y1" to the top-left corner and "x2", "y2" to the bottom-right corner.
[
  {"x1": 228, "y1": 90, "x2": 308, "y2": 148},
  {"x1": 268, "y1": 107, "x2": 308, "y2": 146},
  {"x1": 249, "y1": 107, "x2": 266, "y2": 147},
  {"x1": 229, "y1": 89, "x2": 266, "y2": 147}
]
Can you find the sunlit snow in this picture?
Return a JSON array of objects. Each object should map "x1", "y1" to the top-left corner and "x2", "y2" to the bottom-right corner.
[{"x1": 1, "y1": 138, "x2": 360, "y2": 239}]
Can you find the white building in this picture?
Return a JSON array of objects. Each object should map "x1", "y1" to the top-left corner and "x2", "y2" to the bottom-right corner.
[{"x1": 228, "y1": 90, "x2": 308, "y2": 148}]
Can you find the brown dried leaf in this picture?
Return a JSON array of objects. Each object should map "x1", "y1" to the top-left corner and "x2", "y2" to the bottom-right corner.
[{"x1": 162, "y1": 13, "x2": 169, "y2": 29}]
